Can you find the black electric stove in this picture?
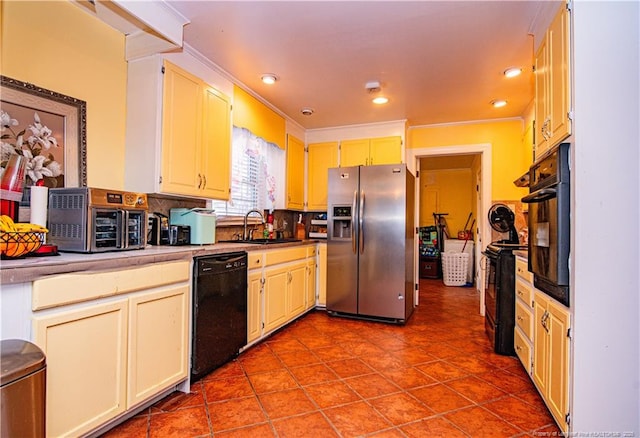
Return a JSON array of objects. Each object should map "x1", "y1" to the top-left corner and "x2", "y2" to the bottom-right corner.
[{"x1": 483, "y1": 242, "x2": 527, "y2": 355}]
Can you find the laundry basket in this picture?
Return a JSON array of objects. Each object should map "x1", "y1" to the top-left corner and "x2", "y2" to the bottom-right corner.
[{"x1": 441, "y1": 252, "x2": 470, "y2": 286}]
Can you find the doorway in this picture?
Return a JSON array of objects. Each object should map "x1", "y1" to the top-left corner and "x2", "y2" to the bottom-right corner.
[{"x1": 407, "y1": 143, "x2": 492, "y2": 316}]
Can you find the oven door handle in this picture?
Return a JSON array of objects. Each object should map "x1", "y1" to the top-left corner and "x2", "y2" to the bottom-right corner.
[{"x1": 521, "y1": 186, "x2": 557, "y2": 203}]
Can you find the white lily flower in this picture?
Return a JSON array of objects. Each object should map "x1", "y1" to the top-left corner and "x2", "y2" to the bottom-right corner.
[
  {"x1": 1, "y1": 142, "x2": 18, "y2": 161},
  {"x1": 28, "y1": 113, "x2": 58, "y2": 150},
  {"x1": 46, "y1": 160, "x2": 62, "y2": 177},
  {"x1": 26, "y1": 154, "x2": 54, "y2": 183},
  {"x1": 1, "y1": 110, "x2": 18, "y2": 131}
]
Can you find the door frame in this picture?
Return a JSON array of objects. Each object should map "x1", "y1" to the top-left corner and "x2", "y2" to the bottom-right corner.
[{"x1": 407, "y1": 143, "x2": 492, "y2": 316}]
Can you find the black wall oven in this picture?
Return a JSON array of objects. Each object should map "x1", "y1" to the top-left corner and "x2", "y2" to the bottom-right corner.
[{"x1": 522, "y1": 143, "x2": 570, "y2": 306}]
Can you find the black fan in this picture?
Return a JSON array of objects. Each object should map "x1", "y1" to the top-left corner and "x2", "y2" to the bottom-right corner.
[{"x1": 488, "y1": 203, "x2": 519, "y2": 244}]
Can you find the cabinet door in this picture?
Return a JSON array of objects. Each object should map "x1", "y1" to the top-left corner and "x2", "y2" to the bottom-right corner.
[
  {"x1": 286, "y1": 135, "x2": 305, "y2": 209},
  {"x1": 248, "y1": 270, "x2": 263, "y2": 343},
  {"x1": 307, "y1": 142, "x2": 339, "y2": 211},
  {"x1": 127, "y1": 285, "x2": 189, "y2": 407},
  {"x1": 264, "y1": 265, "x2": 289, "y2": 333},
  {"x1": 547, "y1": 300, "x2": 570, "y2": 431},
  {"x1": 548, "y1": 4, "x2": 571, "y2": 146},
  {"x1": 201, "y1": 86, "x2": 231, "y2": 200},
  {"x1": 33, "y1": 300, "x2": 128, "y2": 438},
  {"x1": 534, "y1": 37, "x2": 549, "y2": 155},
  {"x1": 288, "y1": 262, "x2": 307, "y2": 319},
  {"x1": 532, "y1": 292, "x2": 549, "y2": 395},
  {"x1": 317, "y1": 243, "x2": 327, "y2": 306},
  {"x1": 306, "y1": 258, "x2": 316, "y2": 310},
  {"x1": 340, "y1": 138, "x2": 370, "y2": 167},
  {"x1": 161, "y1": 61, "x2": 202, "y2": 196},
  {"x1": 370, "y1": 136, "x2": 402, "y2": 165}
]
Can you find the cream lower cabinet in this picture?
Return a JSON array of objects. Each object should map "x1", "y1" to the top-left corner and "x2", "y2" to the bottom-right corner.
[
  {"x1": 32, "y1": 261, "x2": 190, "y2": 437},
  {"x1": 127, "y1": 286, "x2": 189, "y2": 407},
  {"x1": 514, "y1": 256, "x2": 534, "y2": 374},
  {"x1": 264, "y1": 260, "x2": 306, "y2": 333},
  {"x1": 533, "y1": 289, "x2": 571, "y2": 434},
  {"x1": 248, "y1": 245, "x2": 316, "y2": 342},
  {"x1": 33, "y1": 300, "x2": 128, "y2": 438},
  {"x1": 316, "y1": 243, "x2": 327, "y2": 306}
]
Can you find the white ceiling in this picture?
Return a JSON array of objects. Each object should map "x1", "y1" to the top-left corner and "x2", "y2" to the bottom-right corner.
[{"x1": 166, "y1": 1, "x2": 554, "y2": 130}]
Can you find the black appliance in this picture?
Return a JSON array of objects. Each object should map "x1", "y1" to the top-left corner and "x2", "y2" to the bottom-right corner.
[
  {"x1": 484, "y1": 243, "x2": 526, "y2": 355},
  {"x1": 148, "y1": 212, "x2": 169, "y2": 245},
  {"x1": 169, "y1": 224, "x2": 190, "y2": 246},
  {"x1": 522, "y1": 143, "x2": 570, "y2": 306},
  {"x1": 191, "y1": 252, "x2": 247, "y2": 381}
]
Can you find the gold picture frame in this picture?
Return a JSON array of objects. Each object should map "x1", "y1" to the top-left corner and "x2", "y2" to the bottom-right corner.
[{"x1": 1, "y1": 75, "x2": 87, "y2": 187}]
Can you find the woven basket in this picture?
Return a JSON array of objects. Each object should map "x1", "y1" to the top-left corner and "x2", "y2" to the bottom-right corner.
[
  {"x1": 441, "y1": 252, "x2": 470, "y2": 286},
  {"x1": 0, "y1": 231, "x2": 45, "y2": 258}
]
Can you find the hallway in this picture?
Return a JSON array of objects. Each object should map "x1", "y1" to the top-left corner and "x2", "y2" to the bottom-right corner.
[{"x1": 103, "y1": 279, "x2": 560, "y2": 437}]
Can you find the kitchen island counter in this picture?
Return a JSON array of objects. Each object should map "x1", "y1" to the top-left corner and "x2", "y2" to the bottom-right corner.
[{"x1": 1, "y1": 240, "x2": 318, "y2": 285}]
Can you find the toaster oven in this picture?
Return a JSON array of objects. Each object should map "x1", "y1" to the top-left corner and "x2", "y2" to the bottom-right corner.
[{"x1": 47, "y1": 187, "x2": 148, "y2": 253}]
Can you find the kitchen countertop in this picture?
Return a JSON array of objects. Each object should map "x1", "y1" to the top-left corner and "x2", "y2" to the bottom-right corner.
[
  {"x1": 1, "y1": 240, "x2": 319, "y2": 285},
  {"x1": 513, "y1": 249, "x2": 528, "y2": 259}
]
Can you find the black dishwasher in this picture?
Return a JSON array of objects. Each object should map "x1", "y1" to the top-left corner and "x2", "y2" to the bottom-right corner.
[{"x1": 192, "y1": 252, "x2": 247, "y2": 381}]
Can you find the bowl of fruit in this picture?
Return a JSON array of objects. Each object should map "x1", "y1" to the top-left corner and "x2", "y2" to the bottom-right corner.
[{"x1": 0, "y1": 215, "x2": 48, "y2": 258}]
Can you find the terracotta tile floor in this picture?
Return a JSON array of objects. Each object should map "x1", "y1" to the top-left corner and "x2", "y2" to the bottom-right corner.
[{"x1": 102, "y1": 279, "x2": 561, "y2": 437}]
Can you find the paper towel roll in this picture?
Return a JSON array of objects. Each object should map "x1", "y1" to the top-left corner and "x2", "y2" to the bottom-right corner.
[{"x1": 30, "y1": 186, "x2": 48, "y2": 227}]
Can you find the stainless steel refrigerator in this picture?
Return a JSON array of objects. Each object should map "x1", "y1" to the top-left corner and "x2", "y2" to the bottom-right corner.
[{"x1": 327, "y1": 164, "x2": 415, "y2": 323}]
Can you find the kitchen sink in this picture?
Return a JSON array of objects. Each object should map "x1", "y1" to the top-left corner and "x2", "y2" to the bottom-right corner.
[{"x1": 219, "y1": 238, "x2": 302, "y2": 245}]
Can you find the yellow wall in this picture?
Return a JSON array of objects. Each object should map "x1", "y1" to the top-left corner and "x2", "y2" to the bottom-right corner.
[
  {"x1": 1, "y1": 0, "x2": 127, "y2": 189},
  {"x1": 233, "y1": 85, "x2": 286, "y2": 149},
  {"x1": 408, "y1": 119, "x2": 529, "y2": 201},
  {"x1": 419, "y1": 168, "x2": 473, "y2": 234}
]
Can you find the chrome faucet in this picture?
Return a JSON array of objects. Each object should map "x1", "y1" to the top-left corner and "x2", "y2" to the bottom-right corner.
[{"x1": 243, "y1": 209, "x2": 265, "y2": 240}]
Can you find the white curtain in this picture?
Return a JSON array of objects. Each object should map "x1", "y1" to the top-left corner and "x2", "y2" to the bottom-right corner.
[{"x1": 212, "y1": 127, "x2": 284, "y2": 217}]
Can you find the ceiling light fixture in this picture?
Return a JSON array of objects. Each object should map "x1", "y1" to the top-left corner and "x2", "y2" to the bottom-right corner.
[
  {"x1": 503, "y1": 67, "x2": 522, "y2": 78},
  {"x1": 491, "y1": 99, "x2": 507, "y2": 108},
  {"x1": 261, "y1": 74, "x2": 278, "y2": 85},
  {"x1": 300, "y1": 107, "x2": 314, "y2": 116},
  {"x1": 372, "y1": 96, "x2": 389, "y2": 105}
]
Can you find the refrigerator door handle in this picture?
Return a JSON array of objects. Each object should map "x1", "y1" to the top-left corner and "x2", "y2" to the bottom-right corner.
[
  {"x1": 359, "y1": 190, "x2": 365, "y2": 254},
  {"x1": 352, "y1": 190, "x2": 357, "y2": 254}
]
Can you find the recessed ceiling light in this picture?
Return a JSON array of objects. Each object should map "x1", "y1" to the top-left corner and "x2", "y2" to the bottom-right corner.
[
  {"x1": 301, "y1": 107, "x2": 314, "y2": 116},
  {"x1": 372, "y1": 96, "x2": 389, "y2": 105},
  {"x1": 503, "y1": 67, "x2": 522, "y2": 78},
  {"x1": 491, "y1": 99, "x2": 507, "y2": 108},
  {"x1": 261, "y1": 74, "x2": 278, "y2": 84}
]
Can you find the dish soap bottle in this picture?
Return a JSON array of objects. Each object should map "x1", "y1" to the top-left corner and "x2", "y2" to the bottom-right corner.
[{"x1": 295, "y1": 214, "x2": 305, "y2": 240}]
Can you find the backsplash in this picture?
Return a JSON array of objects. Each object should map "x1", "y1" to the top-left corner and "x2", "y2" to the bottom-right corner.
[{"x1": 148, "y1": 194, "x2": 324, "y2": 242}]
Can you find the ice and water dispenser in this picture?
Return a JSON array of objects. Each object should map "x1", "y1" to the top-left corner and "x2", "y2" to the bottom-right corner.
[{"x1": 331, "y1": 206, "x2": 352, "y2": 239}]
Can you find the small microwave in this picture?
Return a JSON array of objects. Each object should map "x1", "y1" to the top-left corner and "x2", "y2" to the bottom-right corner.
[{"x1": 47, "y1": 187, "x2": 148, "y2": 253}]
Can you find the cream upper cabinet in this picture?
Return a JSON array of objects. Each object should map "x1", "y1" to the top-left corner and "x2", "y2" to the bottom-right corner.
[
  {"x1": 200, "y1": 85, "x2": 231, "y2": 199},
  {"x1": 341, "y1": 136, "x2": 402, "y2": 167},
  {"x1": 286, "y1": 134, "x2": 305, "y2": 210},
  {"x1": 533, "y1": 289, "x2": 571, "y2": 434},
  {"x1": 535, "y1": 3, "x2": 571, "y2": 160},
  {"x1": 307, "y1": 141, "x2": 339, "y2": 211},
  {"x1": 125, "y1": 57, "x2": 231, "y2": 199},
  {"x1": 340, "y1": 138, "x2": 370, "y2": 167}
]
